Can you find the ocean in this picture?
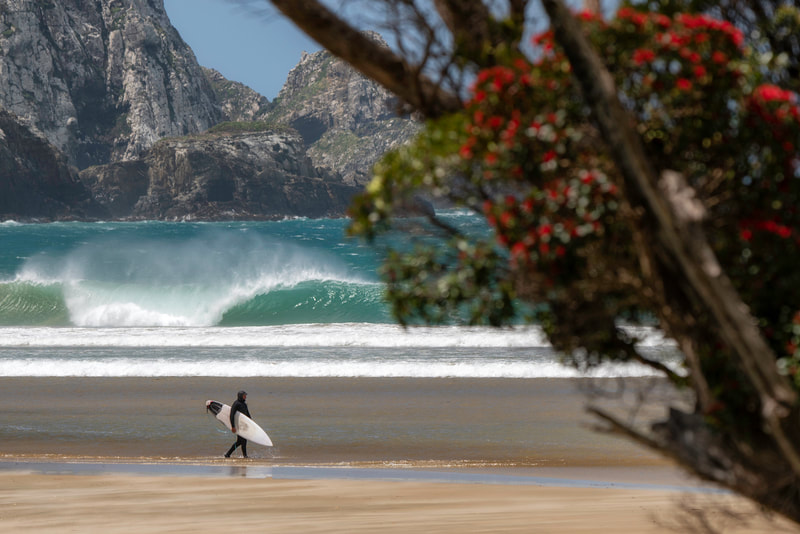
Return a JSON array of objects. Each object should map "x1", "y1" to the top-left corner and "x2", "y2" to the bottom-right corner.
[
  {"x1": 0, "y1": 214, "x2": 676, "y2": 379},
  {"x1": 0, "y1": 214, "x2": 679, "y2": 466}
]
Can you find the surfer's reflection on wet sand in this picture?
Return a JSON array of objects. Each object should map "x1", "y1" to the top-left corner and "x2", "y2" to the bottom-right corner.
[{"x1": 225, "y1": 465, "x2": 273, "y2": 478}]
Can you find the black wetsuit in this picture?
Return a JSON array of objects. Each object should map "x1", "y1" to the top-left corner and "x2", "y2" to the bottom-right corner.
[{"x1": 225, "y1": 392, "x2": 250, "y2": 458}]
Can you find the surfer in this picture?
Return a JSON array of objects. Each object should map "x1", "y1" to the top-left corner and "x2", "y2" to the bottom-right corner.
[{"x1": 224, "y1": 390, "x2": 250, "y2": 458}]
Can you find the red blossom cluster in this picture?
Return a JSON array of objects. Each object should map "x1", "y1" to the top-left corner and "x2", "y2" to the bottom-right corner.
[
  {"x1": 738, "y1": 84, "x2": 800, "y2": 244},
  {"x1": 481, "y1": 170, "x2": 618, "y2": 268},
  {"x1": 462, "y1": 53, "x2": 618, "y2": 270},
  {"x1": 458, "y1": 6, "x2": 800, "y2": 343},
  {"x1": 748, "y1": 83, "x2": 800, "y2": 141},
  {"x1": 618, "y1": 8, "x2": 745, "y2": 94},
  {"x1": 739, "y1": 219, "x2": 794, "y2": 241}
]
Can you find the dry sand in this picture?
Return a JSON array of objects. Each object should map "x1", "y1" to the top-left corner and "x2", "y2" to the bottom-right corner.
[{"x1": 1, "y1": 471, "x2": 798, "y2": 533}]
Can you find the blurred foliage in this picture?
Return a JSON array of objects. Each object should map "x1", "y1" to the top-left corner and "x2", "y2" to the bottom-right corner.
[{"x1": 347, "y1": 4, "x2": 800, "y2": 418}]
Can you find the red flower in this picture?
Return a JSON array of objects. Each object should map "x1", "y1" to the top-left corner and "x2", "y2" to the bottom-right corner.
[
  {"x1": 712, "y1": 51, "x2": 728, "y2": 64},
  {"x1": 542, "y1": 150, "x2": 557, "y2": 163},
  {"x1": 488, "y1": 116, "x2": 504, "y2": 130},
  {"x1": 653, "y1": 14, "x2": 671, "y2": 28},
  {"x1": 632, "y1": 48, "x2": 656, "y2": 65},
  {"x1": 522, "y1": 199, "x2": 534, "y2": 213},
  {"x1": 511, "y1": 242, "x2": 528, "y2": 259},
  {"x1": 754, "y1": 84, "x2": 795, "y2": 103},
  {"x1": 667, "y1": 31, "x2": 687, "y2": 47},
  {"x1": 727, "y1": 26, "x2": 744, "y2": 47},
  {"x1": 513, "y1": 58, "x2": 530, "y2": 71},
  {"x1": 693, "y1": 65, "x2": 707, "y2": 78},
  {"x1": 676, "y1": 78, "x2": 692, "y2": 91},
  {"x1": 617, "y1": 7, "x2": 635, "y2": 18}
]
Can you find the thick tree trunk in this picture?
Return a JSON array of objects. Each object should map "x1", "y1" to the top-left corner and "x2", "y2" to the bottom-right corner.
[{"x1": 540, "y1": 0, "x2": 800, "y2": 516}]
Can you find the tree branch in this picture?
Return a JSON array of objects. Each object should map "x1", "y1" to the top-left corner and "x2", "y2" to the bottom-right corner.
[{"x1": 269, "y1": 0, "x2": 461, "y2": 118}]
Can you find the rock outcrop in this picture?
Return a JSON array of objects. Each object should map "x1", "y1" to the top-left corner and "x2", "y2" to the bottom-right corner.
[
  {"x1": 203, "y1": 67, "x2": 272, "y2": 123},
  {"x1": 265, "y1": 34, "x2": 419, "y2": 186},
  {"x1": 0, "y1": 0, "x2": 221, "y2": 168},
  {"x1": 0, "y1": 108, "x2": 106, "y2": 220},
  {"x1": 80, "y1": 125, "x2": 360, "y2": 220}
]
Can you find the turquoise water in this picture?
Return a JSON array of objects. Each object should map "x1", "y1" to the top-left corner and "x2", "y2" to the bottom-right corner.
[
  {"x1": 0, "y1": 215, "x2": 677, "y2": 378},
  {"x1": 0, "y1": 218, "x2": 390, "y2": 327}
]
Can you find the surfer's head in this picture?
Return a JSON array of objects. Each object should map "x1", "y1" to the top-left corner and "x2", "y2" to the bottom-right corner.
[{"x1": 238, "y1": 390, "x2": 247, "y2": 401}]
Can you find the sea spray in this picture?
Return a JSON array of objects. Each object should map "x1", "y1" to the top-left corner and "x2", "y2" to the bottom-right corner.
[{"x1": 4, "y1": 223, "x2": 384, "y2": 326}]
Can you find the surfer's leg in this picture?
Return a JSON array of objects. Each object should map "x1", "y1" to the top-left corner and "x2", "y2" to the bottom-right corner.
[
  {"x1": 241, "y1": 438, "x2": 248, "y2": 458},
  {"x1": 224, "y1": 441, "x2": 238, "y2": 457}
]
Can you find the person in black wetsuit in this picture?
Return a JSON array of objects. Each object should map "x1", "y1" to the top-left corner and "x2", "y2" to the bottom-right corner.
[{"x1": 224, "y1": 390, "x2": 250, "y2": 458}]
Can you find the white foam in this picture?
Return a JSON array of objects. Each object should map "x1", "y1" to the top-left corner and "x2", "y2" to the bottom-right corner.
[
  {"x1": 0, "y1": 324, "x2": 675, "y2": 349},
  {"x1": 0, "y1": 324, "x2": 551, "y2": 348},
  {"x1": 0, "y1": 324, "x2": 679, "y2": 378},
  {"x1": 0, "y1": 357, "x2": 664, "y2": 378}
]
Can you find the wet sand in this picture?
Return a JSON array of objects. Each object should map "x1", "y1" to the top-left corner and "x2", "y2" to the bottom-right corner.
[
  {"x1": 0, "y1": 376, "x2": 674, "y2": 466},
  {"x1": 4, "y1": 377, "x2": 796, "y2": 532}
]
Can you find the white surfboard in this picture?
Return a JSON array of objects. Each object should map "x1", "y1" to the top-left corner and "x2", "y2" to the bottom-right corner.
[{"x1": 205, "y1": 400, "x2": 273, "y2": 447}]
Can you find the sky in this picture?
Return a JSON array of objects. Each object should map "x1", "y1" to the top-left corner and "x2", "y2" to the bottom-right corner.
[{"x1": 164, "y1": 0, "x2": 322, "y2": 100}]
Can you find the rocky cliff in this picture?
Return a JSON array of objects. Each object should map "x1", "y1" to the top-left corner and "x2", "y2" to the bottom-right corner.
[
  {"x1": 0, "y1": 2, "x2": 417, "y2": 221},
  {"x1": 0, "y1": 0, "x2": 221, "y2": 169},
  {"x1": 264, "y1": 35, "x2": 419, "y2": 186},
  {"x1": 0, "y1": 108, "x2": 106, "y2": 220},
  {"x1": 80, "y1": 124, "x2": 359, "y2": 220},
  {"x1": 203, "y1": 67, "x2": 273, "y2": 123}
]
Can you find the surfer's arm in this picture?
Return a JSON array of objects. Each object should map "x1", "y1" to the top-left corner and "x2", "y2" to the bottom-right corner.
[{"x1": 229, "y1": 405, "x2": 238, "y2": 431}]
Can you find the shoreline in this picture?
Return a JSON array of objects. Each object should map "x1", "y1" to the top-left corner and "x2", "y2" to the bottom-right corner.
[{"x1": 0, "y1": 456, "x2": 723, "y2": 493}]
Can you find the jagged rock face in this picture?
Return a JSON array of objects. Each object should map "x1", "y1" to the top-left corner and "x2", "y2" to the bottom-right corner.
[
  {"x1": 203, "y1": 67, "x2": 272, "y2": 123},
  {"x1": 0, "y1": 108, "x2": 106, "y2": 220},
  {"x1": 79, "y1": 129, "x2": 361, "y2": 220},
  {"x1": 0, "y1": 0, "x2": 221, "y2": 169},
  {"x1": 266, "y1": 37, "x2": 419, "y2": 185}
]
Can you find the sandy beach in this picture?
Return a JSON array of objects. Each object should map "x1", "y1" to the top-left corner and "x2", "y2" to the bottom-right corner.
[
  {"x1": 1, "y1": 377, "x2": 799, "y2": 532},
  {"x1": 2, "y1": 468, "x2": 798, "y2": 533}
]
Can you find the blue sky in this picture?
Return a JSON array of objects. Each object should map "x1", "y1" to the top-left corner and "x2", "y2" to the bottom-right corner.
[{"x1": 164, "y1": 0, "x2": 321, "y2": 100}]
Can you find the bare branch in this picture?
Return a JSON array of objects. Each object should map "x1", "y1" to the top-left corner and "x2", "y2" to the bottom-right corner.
[
  {"x1": 269, "y1": 0, "x2": 461, "y2": 117},
  {"x1": 434, "y1": 0, "x2": 494, "y2": 62}
]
